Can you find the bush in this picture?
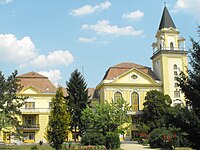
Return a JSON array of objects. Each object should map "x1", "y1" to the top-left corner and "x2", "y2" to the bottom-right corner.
[
  {"x1": 81, "y1": 132, "x2": 106, "y2": 146},
  {"x1": 149, "y1": 128, "x2": 178, "y2": 149},
  {"x1": 31, "y1": 145, "x2": 38, "y2": 150},
  {"x1": 105, "y1": 132, "x2": 120, "y2": 149}
]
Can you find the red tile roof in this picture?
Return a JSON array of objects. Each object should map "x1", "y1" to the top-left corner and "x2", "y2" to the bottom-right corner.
[
  {"x1": 17, "y1": 72, "x2": 57, "y2": 93},
  {"x1": 102, "y1": 62, "x2": 159, "y2": 80}
]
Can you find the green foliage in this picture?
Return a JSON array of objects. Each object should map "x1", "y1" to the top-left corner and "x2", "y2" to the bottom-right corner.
[
  {"x1": 148, "y1": 127, "x2": 180, "y2": 149},
  {"x1": 141, "y1": 90, "x2": 172, "y2": 131},
  {"x1": 81, "y1": 98, "x2": 130, "y2": 149},
  {"x1": 46, "y1": 87, "x2": 70, "y2": 150},
  {"x1": 176, "y1": 26, "x2": 200, "y2": 149},
  {"x1": 0, "y1": 70, "x2": 26, "y2": 134},
  {"x1": 65, "y1": 69, "x2": 90, "y2": 141},
  {"x1": 31, "y1": 145, "x2": 38, "y2": 150},
  {"x1": 81, "y1": 98, "x2": 131, "y2": 135},
  {"x1": 105, "y1": 132, "x2": 120, "y2": 149},
  {"x1": 81, "y1": 132, "x2": 105, "y2": 146}
]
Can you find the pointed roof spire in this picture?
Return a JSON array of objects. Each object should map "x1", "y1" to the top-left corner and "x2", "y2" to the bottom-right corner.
[{"x1": 158, "y1": 5, "x2": 176, "y2": 30}]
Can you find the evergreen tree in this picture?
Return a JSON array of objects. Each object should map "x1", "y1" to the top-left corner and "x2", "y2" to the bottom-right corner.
[
  {"x1": 46, "y1": 87, "x2": 70, "y2": 150},
  {"x1": 177, "y1": 26, "x2": 200, "y2": 149},
  {"x1": 0, "y1": 70, "x2": 26, "y2": 134},
  {"x1": 65, "y1": 69, "x2": 89, "y2": 141}
]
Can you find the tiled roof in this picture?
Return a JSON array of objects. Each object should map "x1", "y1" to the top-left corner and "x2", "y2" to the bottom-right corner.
[
  {"x1": 102, "y1": 62, "x2": 159, "y2": 80},
  {"x1": 88, "y1": 88, "x2": 99, "y2": 99},
  {"x1": 17, "y1": 72, "x2": 57, "y2": 93}
]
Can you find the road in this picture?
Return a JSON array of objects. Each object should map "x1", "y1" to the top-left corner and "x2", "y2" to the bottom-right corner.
[{"x1": 120, "y1": 142, "x2": 159, "y2": 150}]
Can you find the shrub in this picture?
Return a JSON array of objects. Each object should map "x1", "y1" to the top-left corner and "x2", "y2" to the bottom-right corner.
[
  {"x1": 105, "y1": 132, "x2": 120, "y2": 149},
  {"x1": 149, "y1": 128, "x2": 176, "y2": 149},
  {"x1": 81, "y1": 132, "x2": 106, "y2": 146},
  {"x1": 31, "y1": 145, "x2": 38, "y2": 150}
]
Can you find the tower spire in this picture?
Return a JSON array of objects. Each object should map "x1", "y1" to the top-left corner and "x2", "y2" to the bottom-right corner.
[{"x1": 158, "y1": 5, "x2": 176, "y2": 30}]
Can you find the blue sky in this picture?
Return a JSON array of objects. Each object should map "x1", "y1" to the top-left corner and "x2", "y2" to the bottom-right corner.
[{"x1": 0, "y1": 0, "x2": 199, "y2": 87}]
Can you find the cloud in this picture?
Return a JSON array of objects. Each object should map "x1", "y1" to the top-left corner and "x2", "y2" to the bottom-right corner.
[
  {"x1": 0, "y1": 34, "x2": 74, "y2": 69},
  {"x1": 78, "y1": 37, "x2": 97, "y2": 43},
  {"x1": 82, "y1": 20, "x2": 143, "y2": 36},
  {"x1": 0, "y1": 0, "x2": 13, "y2": 4},
  {"x1": 122, "y1": 10, "x2": 144, "y2": 21},
  {"x1": 31, "y1": 50, "x2": 74, "y2": 68},
  {"x1": 173, "y1": 0, "x2": 200, "y2": 20},
  {"x1": 38, "y1": 69, "x2": 61, "y2": 87},
  {"x1": 71, "y1": 1, "x2": 111, "y2": 16},
  {"x1": 0, "y1": 34, "x2": 37, "y2": 64}
]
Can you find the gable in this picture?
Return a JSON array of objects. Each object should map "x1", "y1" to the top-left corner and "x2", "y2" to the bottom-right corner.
[
  {"x1": 113, "y1": 68, "x2": 158, "y2": 85},
  {"x1": 20, "y1": 86, "x2": 41, "y2": 94}
]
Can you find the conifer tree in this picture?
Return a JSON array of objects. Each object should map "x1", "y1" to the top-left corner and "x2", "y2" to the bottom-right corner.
[
  {"x1": 65, "y1": 69, "x2": 89, "y2": 142},
  {"x1": 46, "y1": 87, "x2": 70, "y2": 150},
  {"x1": 177, "y1": 26, "x2": 200, "y2": 149},
  {"x1": 0, "y1": 70, "x2": 26, "y2": 134}
]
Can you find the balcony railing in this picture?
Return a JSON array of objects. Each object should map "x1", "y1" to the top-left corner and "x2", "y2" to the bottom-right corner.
[
  {"x1": 20, "y1": 108, "x2": 50, "y2": 113},
  {"x1": 153, "y1": 47, "x2": 186, "y2": 55},
  {"x1": 22, "y1": 124, "x2": 40, "y2": 130}
]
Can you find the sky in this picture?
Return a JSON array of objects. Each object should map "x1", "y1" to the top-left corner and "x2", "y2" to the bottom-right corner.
[{"x1": 0, "y1": 0, "x2": 199, "y2": 88}]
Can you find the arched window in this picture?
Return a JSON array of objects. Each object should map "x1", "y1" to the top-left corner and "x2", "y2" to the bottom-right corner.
[
  {"x1": 114, "y1": 92, "x2": 122, "y2": 101},
  {"x1": 170, "y1": 42, "x2": 174, "y2": 50},
  {"x1": 131, "y1": 92, "x2": 139, "y2": 111},
  {"x1": 173, "y1": 64, "x2": 178, "y2": 70}
]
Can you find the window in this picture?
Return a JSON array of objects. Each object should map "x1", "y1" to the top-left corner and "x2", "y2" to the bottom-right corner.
[
  {"x1": 49, "y1": 102, "x2": 52, "y2": 109},
  {"x1": 160, "y1": 44, "x2": 162, "y2": 50},
  {"x1": 24, "y1": 115, "x2": 35, "y2": 125},
  {"x1": 131, "y1": 92, "x2": 139, "y2": 111},
  {"x1": 131, "y1": 74, "x2": 138, "y2": 80},
  {"x1": 114, "y1": 92, "x2": 122, "y2": 101},
  {"x1": 174, "y1": 90, "x2": 180, "y2": 98},
  {"x1": 174, "y1": 71, "x2": 178, "y2": 76},
  {"x1": 132, "y1": 116, "x2": 139, "y2": 124},
  {"x1": 173, "y1": 64, "x2": 178, "y2": 70},
  {"x1": 23, "y1": 132, "x2": 35, "y2": 140},
  {"x1": 174, "y1": 83, "x2": 178, "y2": 87},
  {"x1": 25, "y1": 102, "x2": 35, "y2": 109},
  {"x1": 170, "y1": 42, "x2": 174, "y2": 50}
]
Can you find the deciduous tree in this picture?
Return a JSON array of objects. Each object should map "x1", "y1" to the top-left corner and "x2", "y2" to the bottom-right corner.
[{"x1": 141, "y1": 90, "x2": 171, "y2": 131}]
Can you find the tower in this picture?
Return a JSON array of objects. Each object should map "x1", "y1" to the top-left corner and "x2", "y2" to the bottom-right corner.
[{"x1": 151, "y1": 6, "x2": 188, "y2": 105}]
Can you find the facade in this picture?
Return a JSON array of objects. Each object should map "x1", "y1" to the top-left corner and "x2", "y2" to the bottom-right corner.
[
  {"x1": 96, "y1": 6, "x2": 188, "y2": 140},
  {"x1": 1, "y1": 72, "x2": 57, "y2": 144}
]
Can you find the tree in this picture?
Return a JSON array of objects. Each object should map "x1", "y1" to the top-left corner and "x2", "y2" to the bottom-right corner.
[
  {"x1": 81, "y1": 98, "x2": 131, "y2": 149},
  {"x1": 46, "y1": 87, "x2": 70, "y2": 150},
  {"x1": 141, "y1": 90, "x2": 172, "y2": 131},
  {"x1": 177, "y1": 26, "x2": 200, "y2": 149},
  {"x1": 65, "y1": 69, "x2": 90, "y2": 141},
  {"x1": 0, "y1": 70, "x2": 26, "y2": 137}
]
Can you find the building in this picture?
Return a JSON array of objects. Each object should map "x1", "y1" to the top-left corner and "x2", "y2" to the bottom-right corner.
[
  {"x1": 1, "y1": 6, "x2": 188, "y2": 143},
  {"x1": 17, "y1": 72, "x2": 57, "y2": 144},
  {"x1": 96, "y1": 6, "x2": 188, "y2": 140}
]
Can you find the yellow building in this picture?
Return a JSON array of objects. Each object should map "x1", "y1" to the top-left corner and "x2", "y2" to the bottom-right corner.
[
  {"x1": 1, "y1": 72, "x2": 57, "y2": 144},
  {"x1": 96, "y1": 6, "x2": 188, "y2": 140},
  {"x1": 17, "y1": 72, "x2": 57, "y2": 144}
]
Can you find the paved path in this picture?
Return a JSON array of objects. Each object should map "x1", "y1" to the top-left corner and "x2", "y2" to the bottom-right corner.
[{"x1": 121, "y1": 142, "x2": 159, "y2": 150}]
